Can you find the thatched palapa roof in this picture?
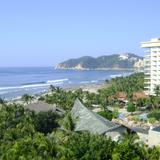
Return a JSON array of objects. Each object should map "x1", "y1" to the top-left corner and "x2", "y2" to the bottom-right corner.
[{"x1": 71, "y1": 99, "x2": 121, "y2": 135}]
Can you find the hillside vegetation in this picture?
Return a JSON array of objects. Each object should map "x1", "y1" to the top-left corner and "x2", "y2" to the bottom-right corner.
[
  {"x1": 56, "y1": 53, "x2": 143, "y2": 70},
  {"x1": 0, "y1": 101, "x2": 160, "y2": 159}
]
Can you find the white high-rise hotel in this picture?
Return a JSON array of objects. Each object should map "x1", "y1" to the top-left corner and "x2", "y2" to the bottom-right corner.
[{"x1": 141, "y1": 38, "x2": 160, "y2": 95}]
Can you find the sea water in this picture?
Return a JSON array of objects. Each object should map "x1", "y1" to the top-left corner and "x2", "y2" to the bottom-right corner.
[{"x1": 0, "y1": 67, "x2": 132, "y2": 100}]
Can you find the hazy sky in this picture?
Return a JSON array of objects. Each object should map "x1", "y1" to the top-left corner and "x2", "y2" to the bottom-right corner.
[{"x1": 1, "y1": 0, "x2": 160, "y2": 67}]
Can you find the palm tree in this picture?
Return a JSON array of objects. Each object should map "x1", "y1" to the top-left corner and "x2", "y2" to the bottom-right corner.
[
  {"x1": 60, "y1": 112, "x2": 75, "y2": 132},
  {"x1": 149, "y1": 95, "x2": 159, "y2": 109},
  {"x1": 0, "y1": 97, "x2": 6, "y2": 105},
  {"x1": 154, "y1": 85, "x2": 160, "y2": 97},
  {"x1": 55, "y1": 86, "x2": 63, "y2": 93},
  {"x1": 54, "y1": 112, "x2": 75, "y2": 145},
  {"x1": 121, "y1": 132, "x2": 139, "y2": 144},
  {"x1": 49, "y1": 85, "x2": 56, "y2": 92},
  {"x1": 21, "y1": 94, "x2": 34, "y2": 104},
  {"x1": 127, "y1": 90, "x2": 133, "y2": 102}
]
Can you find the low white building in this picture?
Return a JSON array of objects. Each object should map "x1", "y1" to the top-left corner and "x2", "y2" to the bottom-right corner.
[{"x1": 148, "y1": 126, "x2": 160, "y2": 147}]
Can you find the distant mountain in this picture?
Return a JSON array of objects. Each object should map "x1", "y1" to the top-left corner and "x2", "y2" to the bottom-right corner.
[{"x1": 55, "y1": 53, "x2": 144, "y2": 70}]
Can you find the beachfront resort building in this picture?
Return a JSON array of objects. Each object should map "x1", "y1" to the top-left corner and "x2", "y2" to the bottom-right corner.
[{"x1": 141, "y1": 38, "x2": 160, "y2": 95}]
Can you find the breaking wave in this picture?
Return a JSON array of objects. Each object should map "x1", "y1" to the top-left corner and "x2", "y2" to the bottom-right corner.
[{"x1": 0, "y1": 78, "x2": 69, "y2": 91}]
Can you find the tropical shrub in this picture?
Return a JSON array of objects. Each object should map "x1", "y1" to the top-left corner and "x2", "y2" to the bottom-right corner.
[
  {"x1": 148, "y1": 117, "x2": 156, "y2": 124},
  {"x1": 147, "y1": 110, "x2": 160, "y2": 121},
  {"x1": 97, "y1": 111, "x2": 113, "y2": 120},
  {"x1": 34, "y1": 111, "x2": 60, "y2": 134},
  {"x1": 127, "y1": 103, "x2": 136, "y2": 113}
]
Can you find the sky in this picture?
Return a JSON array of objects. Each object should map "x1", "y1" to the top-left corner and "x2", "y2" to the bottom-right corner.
[{"x1": 0, "y1": 0, "x2": 160, "y2": 67}]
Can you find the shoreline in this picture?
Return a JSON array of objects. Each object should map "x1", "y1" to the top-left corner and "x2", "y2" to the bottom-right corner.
[
  {"x1": 9, "y1": 82, "x2": 106, "y2": 104},
  {"x1": 55, "y1": 67, "x2": 143, "y2": 71},
  {"x1": 64, "y1": 82, "x2": 106, "y2": 93},
  {"x1": 2, "y1": 69, "x2": 135, "y2": 103},
  {"x1": 0, "y1": 67, "x2": 135, "y2": 101}
]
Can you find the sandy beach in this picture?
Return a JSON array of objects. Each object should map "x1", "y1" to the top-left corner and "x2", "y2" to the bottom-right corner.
[
  {"x1": 64, "y1": 83, "x2": 106, "y2": 93},
  {"x1": 9, "y1": 82, "x2": 106, "y2": 105}
]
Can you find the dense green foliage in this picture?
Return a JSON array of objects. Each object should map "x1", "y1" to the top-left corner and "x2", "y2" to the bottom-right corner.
[
  {"x1": 40, "y1": 73, "x2": 144, "y2": 112},
  {"x1": 40, "y1": 72, "x2": 160, "y2": 120},
  {"x1": 147, "y1": 110, "x2": 160, "y2": 121},
  {"x1": 0, "y1": 103, "x2": 160, "y2": 159},
  {"x1": 61, "y1": 132, "x2": 115, "y2": 159},
  {"x1": 57, "y1": 53, "x2": 142, "y2": 69},
  {"x1": 127, "y1": 103, "x2": 136, "y2": 112},
  {"x1": 35, "y1": 111, "x2": 60, "y2": 134},
  {"x1": 109, "y1": 72, "x2": 144, "y2": 95},
  {"x1": 41, "y1": 87, "x2": 101, "y2": 111},
  {"x1": 97, "y1": 111, "x2": 113, "y2": 120}
]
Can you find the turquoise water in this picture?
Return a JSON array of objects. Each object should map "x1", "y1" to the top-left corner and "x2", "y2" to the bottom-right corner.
[
  {"x1": 137, "y1": 114, "x2": 148, "y2": 121},
  {"x1": 0, "y1": 67, "x2": 132, "y2": 100}
]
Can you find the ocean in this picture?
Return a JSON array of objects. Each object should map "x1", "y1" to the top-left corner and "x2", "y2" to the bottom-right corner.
[{"x1": 0, "y1": 67, "x2": 133, "y2": 100}]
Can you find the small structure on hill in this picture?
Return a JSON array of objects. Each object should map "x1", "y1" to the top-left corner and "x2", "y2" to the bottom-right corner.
[
  {"x1": 133, "y1": 92, "x2": 148, "y2": 101},
  {"x1": 71, "y1": 99, "x2": 127, "y2": 141},
  {"x1": 116, "y1": 92, "x2": 128, "y2": 107}
]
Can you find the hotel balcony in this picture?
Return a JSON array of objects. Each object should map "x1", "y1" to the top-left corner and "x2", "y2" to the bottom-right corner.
[
  {"x1": 144, "y1": 72, "x2": 150, "y2": 75},
  {"x1": 151, "y1": 54, "x2": 157, "y2": 57},
  {"x1": 144, "y1": 86, "x2": 150, "y2": 89},
  {"x1": 151, "y1": 67, "x2": 157, "y2": 70},
  {"x1": 144, "y1": 73, "x2": 150, "y2": 77},
  {"x1": 144, "y1": 77, "x2": 150, "y2": 80},
  {"x1": 144, "y1": 68, "x2": 150, "y2": 71},
  {"x1": 144, "y1": 80, "x2": 150, "y2": 84},
  {"x1": 144, "y1": 61, "x2": 150, "y2": 65},
  {"x1": 145, "y1": 58, "x2": 151, "y2": 61},
  {"x1": 146, "y1": 59, "x2": 151, "y2": 62}
]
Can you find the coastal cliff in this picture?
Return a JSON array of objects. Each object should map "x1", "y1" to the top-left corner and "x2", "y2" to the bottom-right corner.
[{"x1": 55, "y1": 53, "x2": 144, "y2": 70}]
